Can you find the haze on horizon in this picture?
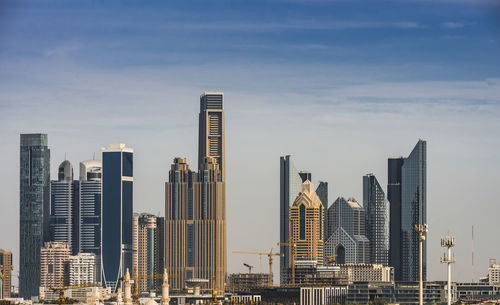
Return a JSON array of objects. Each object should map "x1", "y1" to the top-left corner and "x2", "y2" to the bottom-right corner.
[{"x1": 1, "y1": 0, "x2": 499, "y2": 285}]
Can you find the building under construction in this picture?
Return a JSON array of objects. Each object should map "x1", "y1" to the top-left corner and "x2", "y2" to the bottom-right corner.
[{"x1": 228, "y1": 273, "x2": 270, "y2": 290}]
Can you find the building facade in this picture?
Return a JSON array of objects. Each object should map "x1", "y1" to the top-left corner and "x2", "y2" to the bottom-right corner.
[
  {"x1": 165, "y1": 157, "x2": 226, "y2": 293},
  {"x1": 69, "y1": 253, "x2": 97, "y2": 285},
  {"x1": 101, "y1": 143, "x2": 133, "y2": 291},
  {"x1": 315, "y1": 181, "x2": 328, "y2": 244},
  {"x1": 363, "y1": 174, "x2": 389, "y2": 266},
  {"x1": 40, "y1": 242, "x2": 71, "y2": 288},
  {"x1": 290, "y1": 180, "x2": 324, "y2": 265},
  {"x1": 198, "y1": 92, "x2": 225, "y2": 181},
  {"x1": 133, "y1": 213, "x2": 161, "y2": 293},
  {"x1": 19, "y1": 133, "x2": 51, "y2": 298},
  {"x1": 280, "y1": 155, "x2": 304, "y2": 284},
  {"x1": 79, "y1": 158, "x2": 102, "y2": 281},
  {"x1": 401, "y1": 140, "x2": 427, "y2": 282},
  {"x1": 388, "y1": 157, "x2": 404, "y2": 281},
  {"x1": 326, "y1": 197, "x2": 369, "y2": 264},
  {"x1": 334, "y1": 263, "x2": 393, "y2": 283},
  {"x1": 50, "y1": 160, "x2": 80, "y2": 254},
  {"x1": 0, "y1": 249, "x2": 13, "y2": 299}
]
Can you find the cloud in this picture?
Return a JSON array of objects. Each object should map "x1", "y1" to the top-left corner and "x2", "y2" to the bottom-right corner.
[
  {"x1": 44, "y1": 41, "x2": 83, "y2": 58},
  {"x1": 442, "y1": 22, "x2": 466, "y2": 29}
]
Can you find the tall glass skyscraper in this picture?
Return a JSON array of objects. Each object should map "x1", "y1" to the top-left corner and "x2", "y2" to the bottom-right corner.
[
  {"x1": 401, "y1": 140, "x2": 427, "y2": 281},
  {"x1": 79, "y1": 157, "x2": 102, "y2": 282},
  {"x1": 279, "y1": 155, "x2": 303, "y2": 284},
  {"x1": 363, "y1": 174, "x2": 389, "y2": 266},
  {"x1": 50, "y1": 159, "x2": 79, "y2": 254},
  {"x1": 316, "y1": 181, "x2": 329, "y2": 242},
  {"x1": 388, "y1": 140, "x2": 427, "y2": 282},
  {"x1": 101, "y1": 143, "x2": 133, "y2": 291},
  {"x1": 19, "y1": 133, "x2": 50, "y2": 298}
]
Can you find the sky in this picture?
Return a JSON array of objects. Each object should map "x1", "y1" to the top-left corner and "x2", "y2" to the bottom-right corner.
[{"x1": 1, "y1": 0, "x2": 500, "y2": 285}]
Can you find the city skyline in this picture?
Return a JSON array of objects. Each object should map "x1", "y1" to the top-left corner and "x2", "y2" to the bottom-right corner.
[{"x1": 1, "y1": 0, "x2": 500, "y2": 287}]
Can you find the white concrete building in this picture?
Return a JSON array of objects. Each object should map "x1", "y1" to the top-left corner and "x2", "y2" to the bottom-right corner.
[
  {"x1": 69, "y1": 253, "x2": 97, "y2": 285},
  {"x1": 488, "y1": 259, "x2": 500, "y2": 285},
  {"x1": 335, "y1": 263, "x2": 393, "y2": 283}
]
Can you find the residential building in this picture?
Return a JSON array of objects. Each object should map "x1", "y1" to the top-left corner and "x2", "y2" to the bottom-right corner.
[
  {"x1": 40, "y1": 242, "x2": 71, "y2": 288},
  {"x1": 315, "y1": 181, "x2": 328, "y2": 244},
  {"x1": 19, "y1": 133, "x2": 50, "y2": 298},
  {"x1": 133, "y1": 213, "x2": 162, "y2": 293},
  {"x1": 279, "y1": 155, "x2": 304, "y2": 284},
  {"x1": 165, "y1": 157, "x2": 226, "y2": 293},
  {"x1": 289, "y1": 180, "x2": 324, "y2": 265},
  {"x1": 363, "y1": 174, "x2": 389, "y2": 266},
  {"x1": 334, "y1": 263, "x2": 393, "y2": 283},
  {"x1": 0, "y1": 249, "x2": 13, "y2": 299},
  {"x1": 488, "y1": 259, "x2": 500, "y2": 285},
  {"x1": 69, "y1": 253, "x2": 97, "y2": 285},
  {"x1": 198, "y1": 92, "x2": 225, "y2": 181},
  {"x1": 326, "y1": 197, "x2": 369, "y2": 264},
  {"x1": 50, "y1": 159, "x2": 79, "y2": 254},
  {"x1": 101, "y1": 143, "x2": 134, "y2": 291}
]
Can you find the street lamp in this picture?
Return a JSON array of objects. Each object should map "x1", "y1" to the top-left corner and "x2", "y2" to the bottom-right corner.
[
  {"x1": 415, "y1": 224, "x2": 428, "y2": 305},
  {"x1": 441, "y1": 236, "x2": 456, "y2": 305}
]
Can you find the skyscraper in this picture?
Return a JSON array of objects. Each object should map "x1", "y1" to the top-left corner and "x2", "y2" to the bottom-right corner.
[
  {"x1": 198, "y1": 92, "x2": 225, "y2": 181},
  {"x1": 316, "y1": 181, "x2": 329, "y2": 243},
  {"x1": 19, "y1": 133, "x2": 50, "y2": 298},
  {"x1": 78, "y1": 157, "x2": 102, "y2": 275},
  {"x1": 101, "y1": 143, "x2": 133, "y2": 291},
  {"x1": 164, "y1": 157, "x2": 226, "y2": 293},
  {"x1": 133, "y1": 213, "x2": 160, "y2": 293},
  {"x1": 289, "y1": 180, "x2": 324, "y2": 265},
  {"x1": 401, "y1": 140, "x2": 427, "y2": 282},
  {"x1": 388, "y1": 157, "x2": 404, "y2": 281},
  {"x1": 279, "y1": 155, "x2": 303, "y2": 284},
  {"x1": 388, "y1": 140, "x2": 427, "y2": 282},
  {"x1": 50, "y1": 159, "x2": 79, "y2": 254},
  {"x1": 363, "y1": 174, "x2": 389, "y2": 266},
  {"x1": 326, "y1": 197, "x2": 369, "y2": 264}
]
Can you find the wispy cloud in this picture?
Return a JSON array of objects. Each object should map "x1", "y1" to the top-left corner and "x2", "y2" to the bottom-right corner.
[
  {"x1": 44, "y1": 41, "x2": 83, "y2": 58},
  {"x1": 442, "y1": 21, "x2": 466, "y2": 29}
]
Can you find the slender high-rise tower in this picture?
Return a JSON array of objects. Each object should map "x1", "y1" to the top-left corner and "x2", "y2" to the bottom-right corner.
[
  {"x1": 388, "y1": 157, "x2": 404, "y2": 280},
  {"x1": 388, "y1": 140, "x2": 427, "y2": 282},
  {"x1": 316, "y1": 181, "x2": 329, "y2": 243},
  {"x1": 19, "y1": 133, "x2": 50, "y2": 298},
  {"x1": 401, "y1": 140, "x2": 427, "y2": 281},
  {"x1": 279, "y1": 155, "x2": 303, "y2": 284},
  {"x1": 198, "y1": 92, "x2": 225, "y2": 181},
  {"x1": 101, "y1": 143, "x2": 133, "y2": 291},
  {"x1": 363, "y1": 174, "x2": 389, "y2": 266}
]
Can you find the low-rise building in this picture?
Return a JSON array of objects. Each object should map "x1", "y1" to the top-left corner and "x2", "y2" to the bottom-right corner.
[
  {"x1": 335, "y1": 263, "x2": 393, "y2": 283},
  {"x1": 0, "y1": 249, "x2": 13, "y2": 299},
  {"x1": 488, "y1": 259, "x2": 500, "y2": 285},
  {"x1": 300, "y1": 286, "x2": 347, "y2": 305},
  {"x1": 228, "y1": 273, "x2": 269, "y2": 289}
]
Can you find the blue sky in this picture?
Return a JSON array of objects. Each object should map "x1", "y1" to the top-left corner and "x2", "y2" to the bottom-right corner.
[{"x1": 1, "y1": 0, "x2": 500, "y2": 284}]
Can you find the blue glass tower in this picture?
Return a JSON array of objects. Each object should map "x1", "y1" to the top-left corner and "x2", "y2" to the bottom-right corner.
[
  {"x1": 19, "y1": 133, "x2": 50, "y2": 298},
  {"x1": 101, "y1": 144, "x2": 133, "y2": 291}
]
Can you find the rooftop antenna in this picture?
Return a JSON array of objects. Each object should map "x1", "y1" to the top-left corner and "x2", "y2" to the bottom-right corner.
[{"x1": 472, "y1": 225, "x2": 475, "y2": 282}]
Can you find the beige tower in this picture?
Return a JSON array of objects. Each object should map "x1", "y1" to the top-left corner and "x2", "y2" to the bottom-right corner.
[
  {"x1": 165, "y1": 157, "x2": 226, "y2": 293},
  {"x1": 40, "y1": 242, "x2": 71, "y2": 288},
  {"x1": 198, "y1": 92, "x2": 225, "y2": 181},
  {"x1": 290, "y1": 181, "x2": 324, "y2": 265},
  {"x1": 132, "y1": 213, "x2": 158, "y2": 293},
  {"x1": 0, "y1": 249, "x2": 13, "y2": 299}
]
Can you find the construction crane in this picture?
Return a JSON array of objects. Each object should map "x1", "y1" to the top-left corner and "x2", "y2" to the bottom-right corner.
[
  {"x1": 326, "y1": 254, "x2": 338, "y2": 266},
  {"x1": 243, "y1": 263, "x2": 254, "y2": 274},
  {"x1": 233, "y1": 248, "x2": 283, "y2": 287},
  {"x1": 49, "y1": 278, "x2": 99, "y2": 305}
]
